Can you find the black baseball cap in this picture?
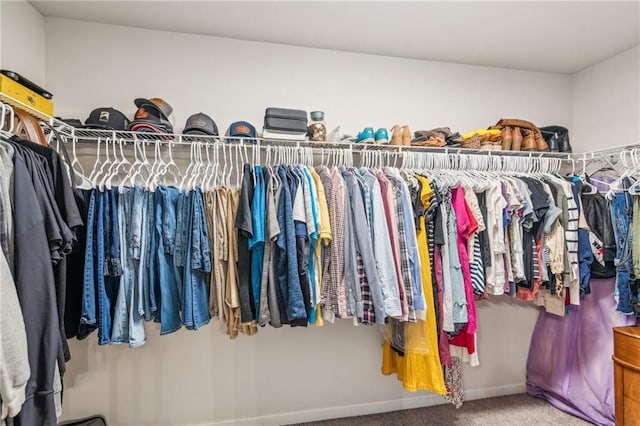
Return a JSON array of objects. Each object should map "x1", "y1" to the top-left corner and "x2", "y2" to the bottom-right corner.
[
  {"x1": 83, "y1": 107, "x2": 129, "y2": 131},
  {"x1": 184, "y1": 113, "x2": 218, "y2": 136}
]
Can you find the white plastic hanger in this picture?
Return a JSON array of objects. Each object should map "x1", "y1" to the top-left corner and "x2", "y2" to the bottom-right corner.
[
  {"x1": 179, "y1": 141, "x2": 197, "y2": 191},
  {"x1": 96, "y1": 138, "x2": 114, "y2": 189},
  {"x1": 161, "y1": 140, "x2": 181, "y2": 187}
]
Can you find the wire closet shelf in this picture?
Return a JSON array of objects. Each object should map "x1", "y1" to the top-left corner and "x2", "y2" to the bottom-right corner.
[{"x1": 2, "y1": 91, "x2": 637, "y2": 167}]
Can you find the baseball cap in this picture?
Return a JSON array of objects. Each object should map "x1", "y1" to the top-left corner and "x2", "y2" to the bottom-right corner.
[
  {"x1": 225, "y1": 121, "x2": 257, "y2": 142},
  {"x1": 134, "y1": 97, "x2": 173, "y2": 121},
  {"x1": 129, "y1": 121, "x2": 173, "y2": 140},
  {"x1": 129, "y1": 97, "x2": 174, "y2": 134},
  {"x1": 83, "y1": 107, "x2": 129, "y2": 131},
  {"x1": 184, "y1": 113, "x2": 218, "y2": 136}
]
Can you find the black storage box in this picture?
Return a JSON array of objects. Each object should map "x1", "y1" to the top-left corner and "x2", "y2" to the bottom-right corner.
[{"x1": 264, "y1": 107, "x2": 308, "y2": 134}]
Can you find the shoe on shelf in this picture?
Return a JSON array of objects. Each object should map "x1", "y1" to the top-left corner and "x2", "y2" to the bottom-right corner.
[
  {"x1": 522, "y1": 129, "x2": 537, "y2": 151},
  {"x1": 401, "y1": 125, "x2": 411, "y2": 146},
  {"x1": 374, "y1": 128, "x2": 389, "y2": 145},
  {"x1": 511, "y1": 127, "x2": 523, "y2": 151},
  {"x1": 501, "y1": 127, "x2": 513, "y2": 150},
  {"x1": 534, "y1": 131, "x2": 549, "y2": 151},
  {"x1": 355, "y1": 127, "x2": 375, "y2": 144},
  {"x1": 390, "y1": 125, "x2": 402, "y2": 146}
]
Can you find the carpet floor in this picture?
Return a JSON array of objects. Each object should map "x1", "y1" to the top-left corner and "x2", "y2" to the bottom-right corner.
[{"x1": 295, "y1": 394, "x2": 592, "y2": 426}]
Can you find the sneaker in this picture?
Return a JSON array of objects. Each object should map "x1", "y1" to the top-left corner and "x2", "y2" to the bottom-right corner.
[
  {"x1": 355, "y1": 127, "x2": 375, "y2": 144},
  {"x1": 374, "y1": 128, "x2": 389, "y2": 144}
]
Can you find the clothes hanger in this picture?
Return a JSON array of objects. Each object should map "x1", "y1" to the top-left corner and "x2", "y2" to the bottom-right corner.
[
  {"x1": 68, "y1": 132, "x2": 93, "y2": 189},
  {"x1": 188, "y1": 142, "x2": 204, "y2": 191},
  {"x1": 100, "y1": 137, "x2": 119, "y2": 190},
  {"x1": 147, "y1": 138, "x2": 167, "y2": 192},
  {"x1": 199, "y1": 142, "x2": 212, "y2": 191},
  {"x1": 180, "y1": 141, "x2": 197, "y2": 191},
  {"x1": 129, "y1": 137, "x2": 151, "y2": 187},
  {"x1": 106, "y1": 138, "x2": 128, "y2": 190},
  {"x1": 607, "y1": 150, "x2": 636, "y2": 199},
  {"x1": 96, "y1": 137, "x2": 113, "y2": 189},
  {"x1": 577, "y1": 154, "x2": 598, "y2": 195},
  {"x1": 627, "y1": 149, "x2": 640, "y2": 195},
  {"x1": 88, "y1": 137, "x2": 103, "y2": 184},
  {"x1": 161, "y1": 140, "x2": 181, "y2": 187}
]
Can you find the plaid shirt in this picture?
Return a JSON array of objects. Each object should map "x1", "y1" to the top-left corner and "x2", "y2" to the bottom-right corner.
[
  {"x1": 357, "y1": 252, "x2": 375, "y2": 324},
  {"x1": 387, "y1": 173, "x2": 416, "y2": 322},
  {"x1": 317, "y1": 166, "x2": 344, "y2": 318}
]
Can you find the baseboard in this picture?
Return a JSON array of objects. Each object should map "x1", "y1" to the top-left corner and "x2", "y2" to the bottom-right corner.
[{"x1": 191, "y1": 383, "x2": 526, "y2": 426}]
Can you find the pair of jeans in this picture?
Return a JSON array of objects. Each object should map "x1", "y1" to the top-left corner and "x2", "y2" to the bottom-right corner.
[
  {"x1": 132, "y1": 187, "x2": 154, "y2": 321},
  {"x1": 155, "y1": 185, "x2": 182, "y2": 334},
  {"x1": 96, "y1": 189, "x2": 121, "y2": 345},
  {"x1": 80, "y1": 190, "x2": 98, "y2": 334},
  {"x1": 181, "y1": 188, "x2": 211, "y2": 330},
  {"x1": 610, "y1": 186, "x2": 635, "y2": 314},
  {"x1": 111, "y1": 187, "x2": 146, "y2": 347}
]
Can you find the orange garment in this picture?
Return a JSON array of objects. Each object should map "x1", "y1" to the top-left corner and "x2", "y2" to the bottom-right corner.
[{"x1": 381, "y1": 175, "x2": 446, "y2": 395}]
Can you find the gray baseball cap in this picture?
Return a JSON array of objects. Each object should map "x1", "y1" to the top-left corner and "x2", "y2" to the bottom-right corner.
[{"x1": 183, "y1": 112, "x2": 218, "y2": 136}]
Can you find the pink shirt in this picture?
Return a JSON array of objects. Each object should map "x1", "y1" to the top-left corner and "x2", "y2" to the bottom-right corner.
[
  {"x1": 376, "y1": 172, "x2": 407, "y2": 320},
  {"x1": 449, "y1": 187, "x2": 479, "y2": 351}
]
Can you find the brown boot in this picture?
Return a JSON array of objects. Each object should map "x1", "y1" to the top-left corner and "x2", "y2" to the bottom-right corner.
[
  {"x1": 511, "y1": 127, "x2": 523, "y2": 151},
  {"x1": 401, "y1": 125, "x2": 411, "y2": 146},
  {"x1": 534, "y1": 132, "x2": 549, "y2": 151},
  {"x1": 390, "y1": 125, "x2": 402, "y2": 146},
  {"x1": 522, "y1": 129, "x2": 536, "y2": 151},
  {"x1": 501, "y1": 126, "x2": 513, "y2": 150}
]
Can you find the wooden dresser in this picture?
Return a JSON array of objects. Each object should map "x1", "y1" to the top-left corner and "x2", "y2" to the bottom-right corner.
[{"x1": 614, "y1": 326, "x2": 640, "y2": 425}]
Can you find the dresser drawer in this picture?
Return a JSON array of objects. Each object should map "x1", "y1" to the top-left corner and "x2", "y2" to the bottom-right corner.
[
  {"x1": 614, "y1": 326, "x2": 640, "y2": 426},
  {"x1": 614, "y1": 327, "x2": 640, "y2": 365}
]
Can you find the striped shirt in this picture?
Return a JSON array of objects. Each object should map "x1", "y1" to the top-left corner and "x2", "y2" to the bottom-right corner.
[{"x1": 470, "y1": 234, "x2": 485, "y2": 294}]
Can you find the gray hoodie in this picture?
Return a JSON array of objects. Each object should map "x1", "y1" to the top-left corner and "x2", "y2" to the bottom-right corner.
[{"x1": 0, "y1": 246, "x2": 30, "y2": 420}]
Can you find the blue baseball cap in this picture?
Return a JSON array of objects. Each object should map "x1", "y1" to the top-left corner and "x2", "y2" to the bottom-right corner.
[{"x1": 225, "y1": 121, "x2": 257, "y2": 142}]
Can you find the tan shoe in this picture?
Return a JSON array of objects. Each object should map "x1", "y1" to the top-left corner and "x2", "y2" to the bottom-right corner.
[
  {"x1": 511, "y1": 127, "x2": 523, "y2": 151},
  {"x1": 534, "y1": 132, "x2": 549, "y2": 151},
  {"x1": 501, "y1": 126, "x2": 513, "y2": 150},
  {"x1": 522, "y1": 129, "x2": 536, "y2": 151},
  {"x1": 390, "y1": 125, "x2": 402, "y2": 146},
  {"x1": 401, "y1": 125, "x2": 411, "y2": 146}
]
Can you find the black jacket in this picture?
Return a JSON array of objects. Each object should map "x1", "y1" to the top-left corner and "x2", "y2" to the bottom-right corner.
[{"x1": 581, "y1": 190, "x2": 616, "y2": 278}]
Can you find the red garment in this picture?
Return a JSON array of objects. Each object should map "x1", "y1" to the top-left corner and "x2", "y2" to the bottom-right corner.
[
  {"x1": 449, "y1": 187, "x2": 479, "y2": 355},
  {"x1": 517, "y1": 238, "x2": 544, "y2": 301}
]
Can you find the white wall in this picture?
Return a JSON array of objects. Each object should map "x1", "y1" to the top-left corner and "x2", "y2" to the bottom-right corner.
[
  {"x1": 44, "y1": 18, "x2": 572, "y2": 426},
  {"x1": 0, "y1": 0, "x2": 46, "y2": 87},
  {"x1": 571, "y1": 45, "x2": 640, "y2": 153}
]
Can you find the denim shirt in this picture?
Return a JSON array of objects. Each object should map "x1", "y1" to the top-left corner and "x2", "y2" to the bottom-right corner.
[
  {"x1": 359, "y1": 169, "x2": 402, "y2": 318},
  {"x1": 276, "y1": 165, "x2": 307, "y2": 322},
  {"x1": 302, "y1": 167, "x2": 320, "y2": 320},
  {"x1": 339, "y1": 168, "x2": 362, "y2": 319},
  {"x1": 342, "y1": 170, "x2": 384, "y2": 323},
  {"x1": 386, "y1": 169, "x2": 425, "y2": 313}
]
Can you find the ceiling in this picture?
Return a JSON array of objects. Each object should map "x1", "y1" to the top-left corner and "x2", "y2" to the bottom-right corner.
[{"x1": 30, "y1": 1, "x2": 640, "y2": 74}]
